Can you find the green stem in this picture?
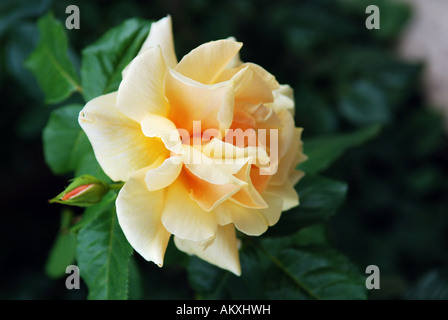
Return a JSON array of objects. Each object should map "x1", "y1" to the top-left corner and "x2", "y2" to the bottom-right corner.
[{"x1": 109, "y1": 182, "x2": 125, "y2": 190}]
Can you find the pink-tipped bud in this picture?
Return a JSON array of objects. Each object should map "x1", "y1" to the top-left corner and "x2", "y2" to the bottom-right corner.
[{"x1": 50, "y1": 175, "x2": 110, "y2": 207}]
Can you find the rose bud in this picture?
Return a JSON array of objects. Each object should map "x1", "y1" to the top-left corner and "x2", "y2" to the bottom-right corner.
[{"x1": 50, "y1": 175, "x2": 110, "y2": 207}]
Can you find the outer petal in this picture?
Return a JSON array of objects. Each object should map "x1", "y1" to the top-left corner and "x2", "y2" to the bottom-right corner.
[
  {"x1": 165, "y1": 68, "x2": 234, "y2": 133},
  {"x1": 231, "y1": 65, "x2": 276, "y2": 105},
  {"x1": 225, "y1": 37, "x2": 243, "y2": 69},
  {"x1": 258, "y1": 192, "x2": 284, "y2": 226},
  {"x1": 175, "y1": 39, "x2": 243, "y2": 84},
  {"x1": 117, "y1": 46, "x2": 170, "y2": 122},
  {"x1": 138, "y1": 15, "x2": 177, "y2": 68},
  {"x1": 214, "y1": 200, "x2": 268, "y2": 236},
  {"x1": 265, "y1": 182, "x2": 300, "y2": 211},
  {"x1": 267, "y1": 84, "x2": 295, "y2": 114},
  {"x1": 174, "y1": 224, "x2": 241, "y2": 276},
  {"x1": 161, "y1": 173, "x2": 218, "y2": 242},
  {"x1": 270, "y1": 127, "x2": 306, "y2": 186},
  {"x1": 78, "y1": 92, "x2": 168, "y2": 182},
  {"x1": 116, "y1": 167, "x2": 171, "y2": 267}
]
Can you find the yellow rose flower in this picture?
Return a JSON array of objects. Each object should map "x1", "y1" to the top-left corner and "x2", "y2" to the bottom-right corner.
[{"x1": 78, "y1": 16, "x2": 306, "y2": 275}]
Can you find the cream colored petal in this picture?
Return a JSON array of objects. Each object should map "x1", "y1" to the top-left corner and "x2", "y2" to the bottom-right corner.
[
  {"x1": 116, "y1": 167, "x2": 171, "y2": 267},
  {"x1": 161, "y1": 173, "x2": 218, "y2": 242},
  {"x1": 241, "y1": 62, "x2": 279, "y2": 91},
  {"x1": 117, "y1": 46, "x2": 170, "y2": 122},
  {"x1": 165, "y1": 68, "x2": 234, "y2": 133},
  {"x1": 258, "y1": 192, "x2": 284, "y2": 226},
  {"x1": 225, "y1": 37, "x2": 243, "y2": 69},
  {"x1": 78, "y1": 92, "x2": 168, "y2": 182},
  {"x1": 174, "y1": 224, "x2": 241, "y2": 276},
  {"x1": 214, "y1": 199, "x2": 268, "y2": 236},
  {"x1": 175, "y1": 39, "x2": 243, "y2": 84},
  {"x1": 231, "y1": 65, "x2": 275, "y2": 104},
  {"x1": 267, "y1": 84, "x2": 295, "y2": 114},
  {"x1": 182, "y1": 144, "x2": 247, "y2": 186},
  {"x1": 270, "y1": 127, "x2": 305, "y2": 186},
  {"x1": 266, "y1": 182, "x2": 299, "y2": 211},
  {"x1": 145, "y1": 156, "x2": 183, "y2": 191},
  {"x1": 202, "y1": 138, "x2": 270, "y2": 167},
  {"x1": 138, "y1": 15, "x2": 177, "y2": 68},
  {"x1": 140, "y1": 113, "x2": 183, "y2": 154},
  {"x1": 276, "y1": 109, "x2": 296, "y2": 160}
]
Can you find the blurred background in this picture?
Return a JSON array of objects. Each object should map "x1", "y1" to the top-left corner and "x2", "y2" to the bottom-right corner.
[{"x1": 1, "y1": 0, "x2": 447, "y2": 299}]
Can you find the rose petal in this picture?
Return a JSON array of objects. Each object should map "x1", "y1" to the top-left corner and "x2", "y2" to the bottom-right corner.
[
  {"x1": 185, "y1": 165, "x2": 241, "y2": 212},
  {"x1": 183, "y1": 145, "x2": 247, "y2": 186},
  {"x1": 145, "y1": 156, "x2": 183, "y2": 191},
  {"x1": 78, "y1": 92, "x2": 168, "y2": 182},
  {"x1": 138, "y1": 15, "x2": 177, "y2": 68},
  {"x1": 161, "y1": 172, "x2": 218, "y2": 242},
  {"x1": 214, "y1": 199, "x2": 268, "y2": 236},
  {"x1": 231, "y1": 65, "x2": 276, "y2": 105},
  {"x1": 117, "y1": 46, "x2": 170, "y2": 122},
  {"x1": 258, "y1": 192, "x2": 284, "y2": 226},
  {"x1": 140, "y1": 113, "x2": 183, "y2": 154},
  {"x1": 175, "y1": 39, "x2": 242, "y2": 84},
  {"x1": 231, "y1": 160, "x2": 268, "y2": 209},
  {"x1": 164, "y1": 68, "x2": 234, "y2": 133},
  {"x1": 116, "y1": 167, "x2": 171, "y2": 267},
  {"x1": 174, "y1": 224, "x2": 241, "y2": 275}
]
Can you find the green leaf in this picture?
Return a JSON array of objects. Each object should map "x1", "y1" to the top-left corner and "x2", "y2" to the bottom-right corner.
[
  {"x1": 74, "y1": 151, "x2": 110, "y2": 183},
  {"x1": 188, "y1": 235, "x2": 367, "y2": 300},
  {"x1": 265, "y1": 175, "x2": 347, "y2": 237},
  {"x1": 299, "y1": 124, "x2": 381, "y2": 174},
  {"x1": 338, "y1": 80, "x2": 390, "y2": 126},
  {"x1": 76, "y1": 197, "x2": 133, "y2": 300},
  {"x1": 25, "y1": 12, "x2": 81, "y2": 104},
  {"x1": 70, "y1": 190, "x2": 117, "y2": 233},
  {"x1": 45, "y1": 209, "x2": 76, "y2": 279},
  {"x1": 128, "y1": 256, "x2": 143, "y2": 300},
  {"x1": 43, "y1": 104, "x2": 91, "y2": 175},
  {"x1": 81, "y1": 18, "x2": 151, "y2": 102},
  {"x1": 0, "y1": 0, "x2": 50, "y2": 38},
  {"x1": 404, "y1": 269, "x2": 448, "y2": 300}
]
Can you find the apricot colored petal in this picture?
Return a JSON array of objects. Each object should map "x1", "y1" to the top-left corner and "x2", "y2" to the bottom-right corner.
[
  {"x1": 164, "y1": 68, "x2": 234, "y2": 133},
  {"x1": 185, "y1": 166, "x2": 241, "y2": 212},
  {"x1": 231, "y1": 160, "x2": 268, "y2": 209},
  {"x1": 161, "y1": 174, "x2": 218, "y2": 242}
]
